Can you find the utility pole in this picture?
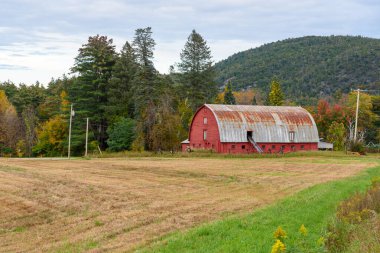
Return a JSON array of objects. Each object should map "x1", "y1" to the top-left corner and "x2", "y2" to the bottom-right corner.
[
  {"x1": 85, "y1": 117, "x2": 89, "y2": 157},
  {"x1": 68, "y1": 104, "x2": 74, "y2": 159},
  {"x1": 354, "y1": 89, "x2": 360, "y2": 142}
]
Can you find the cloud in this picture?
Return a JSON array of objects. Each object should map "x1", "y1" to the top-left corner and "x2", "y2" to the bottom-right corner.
[
  {"x1": 0, "y1": 64, "x2": 30, "y2": 70},
  {"x1": 0, "y1": 0, "x2": 379, "y2": 84}
]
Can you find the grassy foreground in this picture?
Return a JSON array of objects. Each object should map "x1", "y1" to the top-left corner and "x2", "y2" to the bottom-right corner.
[{"x1": 140, "y1": 162, "x2": 380, "y2": 253}]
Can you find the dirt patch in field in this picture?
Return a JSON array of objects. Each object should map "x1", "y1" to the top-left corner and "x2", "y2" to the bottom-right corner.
[{"x1": 0, "y1": 157, "x2": 373, "y2": 252}]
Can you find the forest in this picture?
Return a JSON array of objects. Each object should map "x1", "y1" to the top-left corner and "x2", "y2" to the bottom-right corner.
[
  {"x1": 214, "y1": 36, "x2": 380, "y2": 105},
  {"x1": 0, "y1": 30, "x2": 379, "y2": 157}
]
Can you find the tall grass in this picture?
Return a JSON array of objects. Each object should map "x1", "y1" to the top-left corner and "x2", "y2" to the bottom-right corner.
[
  {"x1": 139, "y1": 164, "x2": 380, "y2": 253},
  {"x1": 325, "y1": 177, "x2": 380, "y2": 252}
]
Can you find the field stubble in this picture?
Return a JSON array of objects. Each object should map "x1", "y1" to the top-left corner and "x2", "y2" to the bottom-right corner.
[{"x1": 0, "y1": 156, "x2": 373, "y2": 252}]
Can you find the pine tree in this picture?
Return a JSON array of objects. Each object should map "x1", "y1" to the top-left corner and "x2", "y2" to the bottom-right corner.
[
  {"x1": 107, "y1": 118, "x2": 136, "y2": 151},
  {"x1": 268, "y1": 79, "x2": 284, "y2": 106},
  {"x1": 178, "y1": 30, "x2": 217, "y2": 111},
  {"x1": 107, "y1": 41, "x2": 137, "y2": 122},
  {"x1": 131, "y1": 27, "x2": 159, "y2": 150},
  {"x1": 69, "y1": 35, "x2": 116, "y2": 152},
  {"x1": 223, "y1": 81, "x2": 236, "y2": 105},
  {"x1": 132, "y1": 27, "x2": 157, "y2": 118}
]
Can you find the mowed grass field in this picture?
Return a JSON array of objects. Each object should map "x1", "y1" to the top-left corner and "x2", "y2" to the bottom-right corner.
[{"x1": 0, "y1": 155, "x2": 377, "y2": 252}]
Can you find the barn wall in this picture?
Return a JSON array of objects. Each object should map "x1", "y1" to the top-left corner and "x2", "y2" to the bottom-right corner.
[
  {"x1": 189, "y1": 106, "x2": 220, "y2": 152},
  {"x1": 220, "y1": 142, "x2": 318, "y2": 154},
  {"x1": 181, "y1": 143, "x2": 189, "y2": 152}
]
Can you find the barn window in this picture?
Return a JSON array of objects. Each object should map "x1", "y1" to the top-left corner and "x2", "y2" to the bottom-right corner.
[
  {"x1": 272, "y1": 145, "x2": 276, "y2": 149},
  {"x1": 203, "y1": 130, "x2": 207, "y2": 140},
  {"x1": 261, "y1": 145, "x2": 266, "y2": 149},
  {"x1": 203, "y1": 117, "x2": 208, "y2": 124},
  {"x1": 291, "y1": 145, "x2": 295, "y2": 151},
  {"x1": 301, "y1": 145, "x2": 305, "y2": 150},
  {"x1": 289, "y1": 131, "x2": 295, "y2": 142},
  {"x1": 232, "y1": 144, "x2": 235, "y2": 149},
  {"x1": 242, "y1": 145, "x2": 245, "y2": 149}
]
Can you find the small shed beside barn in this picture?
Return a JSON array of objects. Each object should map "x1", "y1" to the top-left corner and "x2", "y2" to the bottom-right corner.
[
  {"x1": 318, "y1": 141, "x2": 333, "y2": 150},
  {"x1": 182, "y1": 104, "x2": 319, "y2": 154}
]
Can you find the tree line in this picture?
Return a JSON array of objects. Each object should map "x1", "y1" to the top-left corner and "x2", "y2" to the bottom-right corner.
[
  {"x1": 0, "y1": 28, "x2": 217, "y2": 156},
  {"x1": 0, "y1": 29, "x2": 379, "y2": 157}
]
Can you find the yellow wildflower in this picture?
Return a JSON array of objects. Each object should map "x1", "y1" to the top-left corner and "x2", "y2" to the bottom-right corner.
[
  {"x1": 299, "y1": 224, "x2": 308, "y2": 236},
  {"x1": 317, "y1": 236, "x2": 325, "y2": 246},
  {"x1": 273, "y1": 226, "x2": 287, "y2": 241},
  {"x1": 271, "y1": 239, "x2": 286, "y2": 253}
]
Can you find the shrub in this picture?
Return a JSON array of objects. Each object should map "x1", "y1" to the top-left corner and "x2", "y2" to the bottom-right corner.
[
  {"x1": 326, "y1": 177, "x2": 380, "y2": 252},
  {"x1": 2, "y1": 147, "x2": 13, "y2": 156},
  {"x1": 347, "y1": 140, "x2": 365, "y2": 154},
  {"x1": 107, "y1": 118, "x2": 136, "y2": 152}
]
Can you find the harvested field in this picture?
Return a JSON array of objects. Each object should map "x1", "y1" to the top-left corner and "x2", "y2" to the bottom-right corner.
[{"x1": 0, "y1": 156, "x2": 373, "y2": 252}]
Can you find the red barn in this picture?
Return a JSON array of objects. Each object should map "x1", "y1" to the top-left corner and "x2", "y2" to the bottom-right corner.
[{"x1": 181, "y1": 104, "x2": 319, "y2": 154}]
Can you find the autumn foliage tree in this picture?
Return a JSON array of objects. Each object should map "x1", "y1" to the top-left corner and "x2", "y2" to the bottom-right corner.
[
  {"x1": 234, "y1": 89, "x2": 255, "y2": 105},
  {"x1": 347, "y1": 91, "x2": 377, "y2": 142},
  {"x1": 32, "y1": 116, "x2": 67, "y2": 156},
  {"x1": 151, "y1": 96, "x2": 185, "y2": 152},
  {"x1": 32, "y1": 91, "x2": 69, "y2": 156},
  {"x1": 0, "y1": 90, "x2": 21, "y2": 155},
  {"x1": 268, "y1": 78, "x2": 284, "y2": 106},
  {"x1": 327, "y1": 121, "x2": 346, "y2": 151}
]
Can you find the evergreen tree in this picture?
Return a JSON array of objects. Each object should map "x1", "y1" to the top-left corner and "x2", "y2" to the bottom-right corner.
[
  {"x1": 252, "y1": 95, "x2": 257, "y2": 105},
  {"x1": 107, "y1": 118, "x2": 136, "y2": 151},
  {"x1": 178, "y1": 30, "x2": 217, "y2": 111},
  {"x1": 268, "y1": 78, "x2": 284, "y2": 106},
  {"x1": 132, "y1": 27, "x2": 157, "y2": 117},
  {"x1": 223, "y1": 81, "x2": 236, "y2": 105},
  {"x1": 107, "y1": 41, "x2": 137, "y2": 122},
  {"x1": 131, "y1": 27, "x2": 160, "y2": 150},
  {"x1": 69, "y1": 35, "x2": 116, "y2": 152}
]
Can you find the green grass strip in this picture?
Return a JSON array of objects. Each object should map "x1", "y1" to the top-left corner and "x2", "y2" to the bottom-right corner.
[{"x1": 140, "y1": 164, "x2": 380, "y2": 253}]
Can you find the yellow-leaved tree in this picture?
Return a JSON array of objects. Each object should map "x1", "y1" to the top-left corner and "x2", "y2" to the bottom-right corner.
[
  {"x1": 33, "y1": 91, "x2": 68, "y2": 156},
  {"x1": 0, "y1": 90, "x2": 21, "y2": 155}
]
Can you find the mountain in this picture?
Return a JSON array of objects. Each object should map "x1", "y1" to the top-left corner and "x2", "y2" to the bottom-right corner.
[{"x1": 214, "y1": 36, "x2": 380, "y2": 104}]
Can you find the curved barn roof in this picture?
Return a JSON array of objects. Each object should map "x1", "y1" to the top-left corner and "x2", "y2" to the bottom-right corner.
[{"x1": 205, "y1": 104, "x2": 319, "y2": 143}]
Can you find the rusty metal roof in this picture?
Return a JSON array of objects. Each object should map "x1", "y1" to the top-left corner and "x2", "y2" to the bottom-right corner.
[{"x1": 205, "y1": 104, "x2": 319, "y2": 143}]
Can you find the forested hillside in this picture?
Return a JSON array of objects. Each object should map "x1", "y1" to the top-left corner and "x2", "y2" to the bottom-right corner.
[{"x1": 214, "y1": 36, "x2": 380, "y2": 104}]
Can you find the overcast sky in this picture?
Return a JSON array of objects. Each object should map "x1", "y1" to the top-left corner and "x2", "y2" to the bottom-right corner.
[{"x1": 1, "y1": 0, "x2": 379, "y2": 85}]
